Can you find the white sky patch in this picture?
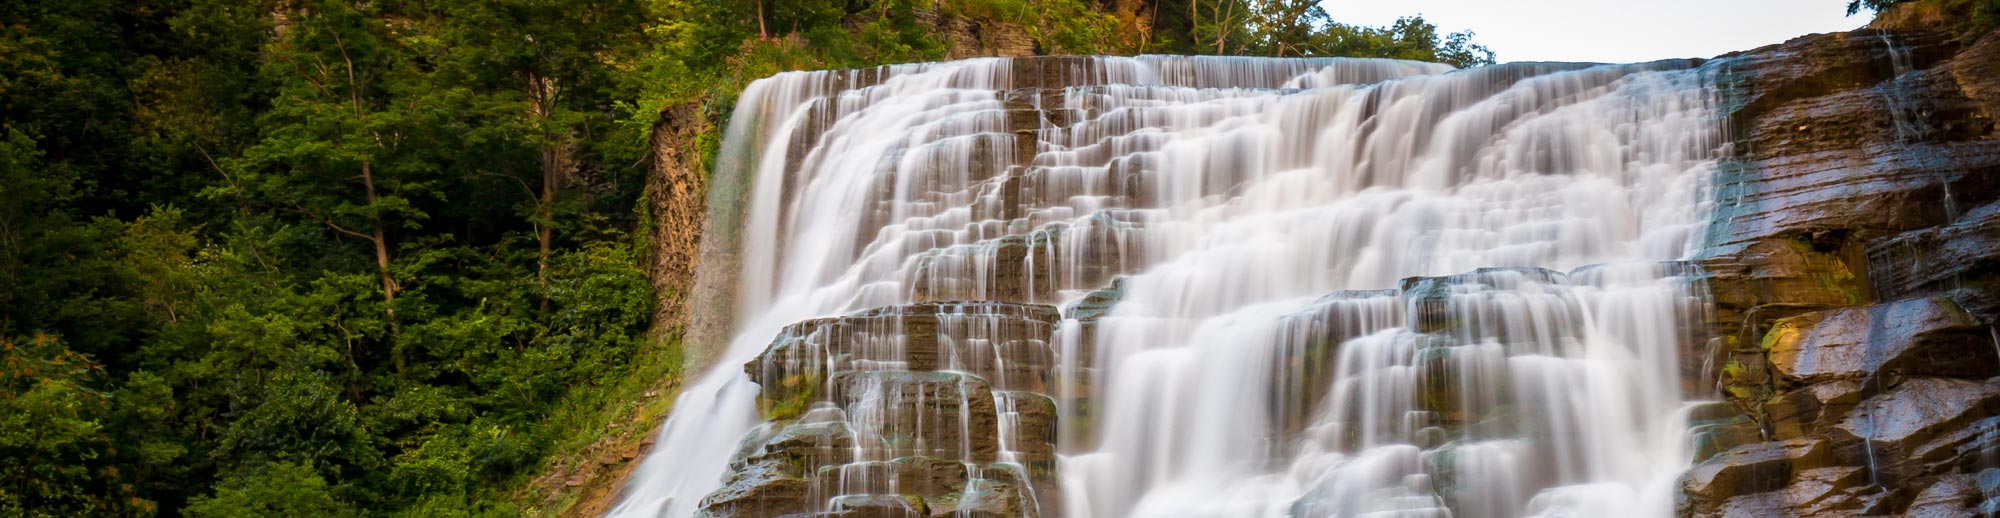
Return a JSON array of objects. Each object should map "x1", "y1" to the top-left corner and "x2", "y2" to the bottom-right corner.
[{"x1": 1324, "y1": 0, "x2": 1874, "y2": 64}]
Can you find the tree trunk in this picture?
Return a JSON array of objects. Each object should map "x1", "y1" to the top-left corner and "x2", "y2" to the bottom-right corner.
[
  {"x1": 528, "y1": 72, "x2": 571, "y2": 309},
  {"x1": 332, "y1": 29, "x2": 403, "y2": 375},
  {"x1": 361, "y1": 160, "x2": 397, "y2": 309}
]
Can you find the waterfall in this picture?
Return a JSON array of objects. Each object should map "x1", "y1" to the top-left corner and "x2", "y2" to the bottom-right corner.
[{"x1": 609, "y1": 55, "x2": 1727, "y2": 518}]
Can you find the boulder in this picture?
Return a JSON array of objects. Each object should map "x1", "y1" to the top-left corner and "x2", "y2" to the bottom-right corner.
[
  {"x1": 1902, "y1": 473, "x2": 1984, "y2": 517},
  {"x1": 696, "y1": 460, "x2": 812, "y2": 518},
  {"x1": 1762, "y1": 380, "x2": 1864, "y2": 441},
  {"x1": 1680, "y1": 439, "x2": 1835, "y2": 515},
  {"x1": 1830, "y1": 378, "x2": 2000, "y2": 482},
  {"x1": 1764, "y1": 296, "x2": 1996, "y2": 387},
  {"x1": 739, "y1": 419, "x2": 856, "y2": 475},
  {"x1": 1705, "y1": 466, "x2": 1887, "y2": 517},
  {"x1": 1689, "y1": 416, "x2": 1766, "y2": 464}
]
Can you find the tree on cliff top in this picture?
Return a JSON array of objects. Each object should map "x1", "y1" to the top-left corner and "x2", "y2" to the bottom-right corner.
[{"x1": 1151, "y1": 0, "x2": 1495, "y2": 67}]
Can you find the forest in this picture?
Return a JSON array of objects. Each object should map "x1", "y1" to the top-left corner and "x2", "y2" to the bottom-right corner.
[{"x1": 7, "y1": 0, "x2": 1872, "y2": 516}]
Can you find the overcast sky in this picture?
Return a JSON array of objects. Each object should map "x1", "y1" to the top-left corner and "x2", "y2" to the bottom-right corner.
[{"x1": 1328, "y1": 0, "x2": 1875, "y2": 64}]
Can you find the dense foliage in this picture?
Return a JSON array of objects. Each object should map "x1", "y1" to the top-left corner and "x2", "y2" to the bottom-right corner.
[
  {"x1": 0, "y1": 0, "x2": 1497, "y2": 515},
  {"x1": 1854, "y1": 0, "x2": 2000, "y2": 36}
]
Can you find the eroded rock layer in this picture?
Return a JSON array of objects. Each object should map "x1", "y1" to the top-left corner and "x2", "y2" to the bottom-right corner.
[{"x1": 1687, "y1": 21, "x2": 2000, "y2": 518}]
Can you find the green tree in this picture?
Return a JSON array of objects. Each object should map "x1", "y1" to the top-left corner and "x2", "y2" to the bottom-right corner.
[
  {"x1": 183, "y1": 461, "x2": 354, "y2": 518},
  {"x1": 221, "y1": 0, "x2": 432, "y2": 331},
  {"x1": 419, "y1": 0, "x2": 645, "y2": 297},
  {"x1": 0, "y1": 334, "x2": 146, "y2": 516}
]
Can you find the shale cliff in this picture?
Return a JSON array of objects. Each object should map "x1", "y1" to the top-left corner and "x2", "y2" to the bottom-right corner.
[{"x1": 1685, "y1": 10, "x2": 2000, "y2": 517}]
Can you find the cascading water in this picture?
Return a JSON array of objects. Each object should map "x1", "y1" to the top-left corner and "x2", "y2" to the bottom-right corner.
[{"x1": 609, "y1": 55, "x2": 1729, "y2": 518}]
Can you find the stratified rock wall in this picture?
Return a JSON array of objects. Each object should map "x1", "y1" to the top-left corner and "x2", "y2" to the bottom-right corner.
[
  {"x1": 1686, "y1": 15, "x2": 2000, "y2": 517},
  {"x1": 699, "y1": 302, "x2": 1065, "y2": 518}
]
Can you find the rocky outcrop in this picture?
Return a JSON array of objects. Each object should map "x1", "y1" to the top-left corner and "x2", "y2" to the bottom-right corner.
[
  {"x1": 1763, "y1": 296, "x2": 1997, "y2": 386},
  {"x1": 698, "y1": 302, "x2": 1065, "y2": 518},
  {"x1": 1686, "y1": 8, "x2": 2000, "y2": 516},
  {"x1": 646, "y1": 102, "x2": 713, "y2": 339}
]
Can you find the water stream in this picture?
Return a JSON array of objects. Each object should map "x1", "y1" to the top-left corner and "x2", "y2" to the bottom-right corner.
[{"x1": 609, "y1": 55, "x2": 1729, "y2": 518}]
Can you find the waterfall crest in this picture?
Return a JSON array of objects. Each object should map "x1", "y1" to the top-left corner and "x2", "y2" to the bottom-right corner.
[{"x1": 610, "y1": 55, "x2": 1728, "y2": 518}]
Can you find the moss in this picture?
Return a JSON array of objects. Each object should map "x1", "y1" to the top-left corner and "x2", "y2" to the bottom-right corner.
[
  {"x1": 1759, "y1": 321, "x2": 1793, "y2": 351},
  {"x1": 761, "y1": 371, "x2": 820, "y2": 421},
  {"x1": 1720, "y1": 358, "x2": 1762, "y2": 403}
]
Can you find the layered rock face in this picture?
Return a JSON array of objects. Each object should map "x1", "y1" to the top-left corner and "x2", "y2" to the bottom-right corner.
[
  {"x1": 627, "y1": 52, "x2": 1730, "y2": 518},
  {"x1": 706, "y1": 302, "x2": 1064, "y2": 518},
  {"x1": 625, "y1": 14, "x2": 2000, "y2": 518},
  {"x1": 1686, "y1": 21, "x2": 2000, "y2": 517}
]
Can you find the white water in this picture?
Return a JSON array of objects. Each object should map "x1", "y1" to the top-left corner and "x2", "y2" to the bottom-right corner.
[{"x1": 609, "y1": 55, "x2": 1727, "y2": 518}]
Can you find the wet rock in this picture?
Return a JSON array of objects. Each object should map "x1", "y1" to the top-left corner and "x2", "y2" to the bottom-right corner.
[
  {"x1": 1763, "y1": 380, "x2": 1864, "y2": 441},
  {"x1": 972, "y1": 339, "x2": 1061, "y2": 393},
  {"x1": 891, "y1": 456, "x2": 973, "y2": 497},
  {"x1": 924, "y1": 475, "x2": 1029, "y2": 518},
  {"x1": 747, "y1": 302, "x2": 1061, "y2": 420},
  {"x1": 1690, "y1": 416, "x2": 1767, "y2": 464},
  {"x1": 1415, "y1": 427, "x2": 1450, "y2": 450},
  {"x1": 827, "y1": 494, "x2": 928, "y2": 517},
  {"x1": 809, "y1": 456, "x2": 971, "y2": 501},
  {"x1": 696, "y1": 460, "x2": 812, "y2": 518},
  {"x1": 831, "y1": 371, "x2": 1002, "y2": 463},
  {"x1": 1697, "y1": 21, "x2": 2000, "y2": 368},
  {"x1": 1398, "y1": 268, "x2": 1578, "y2": 338},
  {"x1": 1680, "y1": 439, "x2": 1835, "y2": 514},
  {"x1": 1868, "y1": 201, "x2": 2000, "y2": 323},
  {"x1": 1271, "y1": 288, "x2": 1401, "y2": 442},
  {"x1": 750, "y1": 333, "x2": 832, "y2": 420},
  {"x1": 1952, "y1": 31, "x2": 2000, "y2": 118},
  {"x1": 1903, "y1": 472, "x2": 1985, "y2": 517},
  {"x1": 731, "y1": 419, "x2": 855, "y2": 475},
  {"x1": 1064, "y1": 276, "x2": 1127, "y2": 323},
  {"x1": 1706, "y1": 466, "x2": 1888, "y2": 517},
  {"x1": 1764, "y1": 296, "x2": 1997, "y2": 387},
  {"x1": 911, "y1": 232, "x2": 1058, "y2": 304},
  {"x1": 1829, "y1": 378, "x2": 2000, "y2": 482},
  {"x1": 1716, "y1": 29, "x2": 1957, "y2": 129},
  {"x1": 1055, "y1": 277, "x2": 1127, "y2": 450},
  {"x1": 1419, "y1": 441, "x2": 1538, "y2": 518},
  {"x1": 1413, "y1": 340, "x2": 1510, "y2": 427},
  {"x1": 994, "y1": 391, "x2": 1059, "y2": 471}
]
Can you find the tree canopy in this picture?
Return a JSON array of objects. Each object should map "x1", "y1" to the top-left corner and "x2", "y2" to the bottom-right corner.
[{"x1": 0, "y1": 0, "x2": 1499, "y2": 515}]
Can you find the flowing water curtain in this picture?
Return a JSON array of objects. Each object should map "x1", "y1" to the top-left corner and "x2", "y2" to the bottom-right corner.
[{"x1": 611, "y1": 55, "x2": 1727, "y2": 518}]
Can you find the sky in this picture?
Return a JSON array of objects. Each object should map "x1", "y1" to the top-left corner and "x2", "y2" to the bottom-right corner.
[{"x1": 1328, "y1": 0, "x2": 1875, "y2": 64}]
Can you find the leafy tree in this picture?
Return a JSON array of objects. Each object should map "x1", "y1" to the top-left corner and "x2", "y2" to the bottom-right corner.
[
  {"x1": 220, "y1": 0, "x2": 432, "y2": 332},
  {"x1": 417, "y1": 0, "x2": 646, "y2": 296},
  {"x1": 1849, "y1": 0, "x2": 1911, "y2": 14},
  {"x1": 1140, "y1": 1, "x2": 1494, "y2": 66},
  {"x1": 183, "y1": 461, "x2": 355, "y2": 518},
  {"x1": 0, "y1": 334, "x2": 146, "y2": 516}
]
